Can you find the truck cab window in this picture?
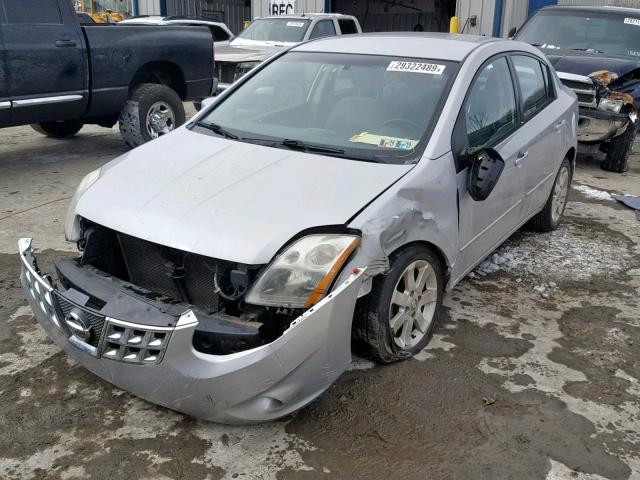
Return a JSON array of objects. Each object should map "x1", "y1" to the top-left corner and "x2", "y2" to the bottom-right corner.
[
  {"x1": 2, "y1": 0, "x2": 62, "y2": 24},
  {"x1": 338, "y1": 19, "x2": 358, "y2": 34},
  {"x1": 211, "y1": 26, "x2": 230, "y2": 42},
  {"x1": 309, "y1": 20, "x2": 336, "y2": 40}
]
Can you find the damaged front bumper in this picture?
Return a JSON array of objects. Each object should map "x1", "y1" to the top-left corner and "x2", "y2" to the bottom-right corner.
[
  {"x1": 18, "y1": 238, "x2": 364, "y2": 424},
  {"x1": 576, "y1": 107, "x2": 633, "y2": 143}
]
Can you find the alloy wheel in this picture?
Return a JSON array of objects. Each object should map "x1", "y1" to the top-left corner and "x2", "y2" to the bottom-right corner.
[
  {"x1": 146, "y1": 101, "x2": 176, "y2": 139},
  {"x1": 551, "y1": 165, "x2": 570, "y2": 223}
]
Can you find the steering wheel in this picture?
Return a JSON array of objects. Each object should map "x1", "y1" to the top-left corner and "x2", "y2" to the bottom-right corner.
[{"x1": 380, "y1": 118, "x2": 422, "y2": 137}]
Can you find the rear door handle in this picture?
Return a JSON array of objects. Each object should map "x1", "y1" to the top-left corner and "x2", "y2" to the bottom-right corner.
[
  {"x1": 55, "y1": 39, "x2": 77, "y2": 48},
  {"x1": 555, "y1": 120, "x2": 565, "y2": 131},
  {"x1": 515, "y1": 151, "x2": 528, "y2": 167}
]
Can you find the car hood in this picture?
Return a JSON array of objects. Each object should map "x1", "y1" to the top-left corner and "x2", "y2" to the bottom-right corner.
[
  {"x1": 77, "y1": 128, "x2": 412, "y2": 265},
  {"x1": 216, "y1": 42, "x2": 283, "y2": 63},
  {"x1": 546, "y1": 51, "x2": 640, "y2": 78}
]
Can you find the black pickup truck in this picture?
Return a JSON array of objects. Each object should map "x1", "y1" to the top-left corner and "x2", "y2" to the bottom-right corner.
[
  {"x1": 0, "y1": 0, "x2": 215, "y2": 147},
  {"x1": 514, "y1": 6, "x2": 640, "y2": 173}
]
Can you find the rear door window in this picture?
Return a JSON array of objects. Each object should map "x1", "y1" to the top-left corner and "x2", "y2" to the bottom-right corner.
[
  {"x1": 512, "y1": 55, "x2": 551, "y2": 119},
  {"x1": 1, "y1": 0, "x2": 62, "y2": 24}
]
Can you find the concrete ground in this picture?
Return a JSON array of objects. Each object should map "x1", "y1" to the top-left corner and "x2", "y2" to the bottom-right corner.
[{"x1": 1, "y1": 113, "x2": 639, "y2": 480}]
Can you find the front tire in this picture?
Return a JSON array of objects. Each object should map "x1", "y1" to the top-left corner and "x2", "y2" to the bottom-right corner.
[
  {"x1": 601, "y1": 119, "x2": 637, "y2": 173},
  {"x1": 118, "y1": 83, "x2": 185, "y2": 148},
  {"x1": 353, "y1": 245, "x2": 444, "y2": 364},
  {"x1": 31, "y1": 120, "x2": 83, "y2": 138},
  {"x1": 528, "y1": 157, "x2": 572, "y2": 232}
]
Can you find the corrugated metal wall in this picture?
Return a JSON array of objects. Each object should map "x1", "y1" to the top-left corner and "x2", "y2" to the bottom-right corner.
[
  {"x1": 138, "y1": 0, "x2": 162, "y2": 15},
  {"x1": 166, "y1": 0, "x2": 251, "y2": 33},
  {"x1": 455, "y1": 0, "x2": 495, "y2": 35},
  {"x1": 251, "y1": 0, "x2": 324, "y2": 18},
  {"x1": 501, "y1": 0, "x2": 529, "y2": 37}
]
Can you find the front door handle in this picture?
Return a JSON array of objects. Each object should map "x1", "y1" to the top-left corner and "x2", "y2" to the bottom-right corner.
[
  {"x1": 55, "y1": 39, "x2": 77, "y2": 48},
  {"x1": 515, "y1": 151, "x2": 528, "y2": 167}
]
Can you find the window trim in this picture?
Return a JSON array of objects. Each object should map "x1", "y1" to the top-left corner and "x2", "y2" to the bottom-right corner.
[
  {"x1": 508, "y1": 52, "x2": 556, "y2": 123},
  {"x1": 452, "y1": 53, "x2": 521, "y2": 172}
]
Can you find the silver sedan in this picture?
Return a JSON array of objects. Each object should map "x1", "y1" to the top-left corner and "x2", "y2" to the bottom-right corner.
[{"x1": 19, "y1": 32, "x2": 577, "y2": 424}]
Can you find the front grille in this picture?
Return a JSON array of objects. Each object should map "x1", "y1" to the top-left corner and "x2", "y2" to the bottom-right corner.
[
  {"x1": 99, "y1": 319, "x2": 171, "y2": 364},
  {"x1": 217, "y1": 62, "x2": 236, "y2": 83},
  {"x1": 117, "y1": 233, "x2": 236, "y2": 313},
  {"x1": 560, "y1": 78, "x2": 597, "y2": 108},
  {"x1": 54, "y1": 292, "x2": 106, "y2": 348}
]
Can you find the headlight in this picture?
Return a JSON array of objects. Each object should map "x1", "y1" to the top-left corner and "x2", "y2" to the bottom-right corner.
[
  {"x1": 598, "y1": 97, "x2": 624, "y2": 114},
  {"x1": 64, "y1": 168, "x2": 101, "y2": 241},
  {"x1": 245, "y1": 234, "x2": 361, "y2": 308},
  {"x1": 234, "y1": 62, "x2": 259, "y2": 81}
]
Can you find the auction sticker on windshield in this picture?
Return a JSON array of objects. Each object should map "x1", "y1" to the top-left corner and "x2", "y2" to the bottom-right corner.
[
  {"x1": 287, "y1": 21, "x2": 305, "y2": 27},
  {"x1": 387, "y1": 61, "x2": 446, "y2": 75},
  {"x1": 350, "y1": 132, "x2": 418, "y2": 150},
  {"x1": 624, "y1": 18, "x2": 640, "y2": 26}
]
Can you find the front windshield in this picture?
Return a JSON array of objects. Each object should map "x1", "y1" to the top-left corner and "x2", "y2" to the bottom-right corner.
[
  {"x1": 236, "y1": 18, "x2": 311, "y2": 43},
  {"x1": 517, "y1": 10, "x2": 640, "y2": 59},
  {"x1": 195, "y1": 52, "x2": 456, "y2": 164}
]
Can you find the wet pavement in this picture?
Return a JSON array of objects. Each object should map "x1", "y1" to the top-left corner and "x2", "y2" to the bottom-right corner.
[{"x1": 1, "y1": 116, "x2": 639, "y2": 480}]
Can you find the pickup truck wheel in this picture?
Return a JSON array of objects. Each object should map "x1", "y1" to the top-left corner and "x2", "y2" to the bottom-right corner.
[
  {"x1": 118, "y1": 83, "x2": 185, "y2": 148},
  {"x1": 601, "y1": 119, "x2": 637, "y2": 173},
  {"x1": 31, "y1": 120, "x2": 84, "y2": 138},
  {"x1": 352, "y1": 245, "x2": 444, "y2": 364}
]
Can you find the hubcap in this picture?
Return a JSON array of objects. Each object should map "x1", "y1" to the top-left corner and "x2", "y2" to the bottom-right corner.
[
  {"x1": 146, "y1": 101, "x2": 176, "y2": 139},
  {"x1": 389, "y1": 260, "x2": 438, "y2": 349},
  {"x1": 551, "y1": 166, "x2": 570, "y2": 223}
]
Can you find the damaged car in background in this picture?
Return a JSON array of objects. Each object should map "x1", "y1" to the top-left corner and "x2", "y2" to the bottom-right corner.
[
  {"x1": 514, "y1": 6, "x2": 640, "y2": 173},
  {"x1": 19, "y1": 33, "x2": 577, "y2": 424}
]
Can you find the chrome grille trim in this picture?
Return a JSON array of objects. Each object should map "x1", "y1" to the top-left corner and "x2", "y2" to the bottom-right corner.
[
  {"x1": 98, "y1": 318, "x2": 172, "y2": 365},
  {"x1": 557, "y1": 71, "x2": 597, "y2": 108}
]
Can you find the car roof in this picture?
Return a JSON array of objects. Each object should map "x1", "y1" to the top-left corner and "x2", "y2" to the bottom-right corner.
[
  {"x1": 539, "y1": 5, "x2": 640, "y2": 16},
  {"x1": 293, "y1": 32, "x2": 499, "y2": 62}
]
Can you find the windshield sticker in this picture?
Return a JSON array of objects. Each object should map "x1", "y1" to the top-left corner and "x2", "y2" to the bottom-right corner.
[
  {"x1": 286, "y1": 21, "x2": 305, "y2": 27},
  {"x1": 629, "y1": 50, "x2": 640, "y2": 58},
  {"x1": 387, "y1": 61, "x2": 446, "y2": 75},
  {"x1": 624, "y1": 18, "x2": 640, "y2": 26},
  {"x1": 350, "y1": 132, "x2": 418, "y2": 150}
]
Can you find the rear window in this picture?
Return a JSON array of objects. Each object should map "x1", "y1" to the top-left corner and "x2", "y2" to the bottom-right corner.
[
  {"x1": 2, "y1": 0, "x2": 62, "y2": 24},
  {"x1": 338, "y1": 19, "x2": 358, "y2": 34}
]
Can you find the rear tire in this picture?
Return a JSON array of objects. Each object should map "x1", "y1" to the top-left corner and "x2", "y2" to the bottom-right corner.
[
  {"x1": 528, "y1": 157, "x2": 572, "y2": 232},
  {"x1": 601, "y1": 119, "x2": 637, "y2": 173},
  {"x1": 31, "y1": 120, "x2": 83, "y2": 138},
  {"x1": 118, "y1": 83, "x2": 185, "y2": 148},
  {"x1": 352, "y1": 245, "x2": 444, "y2": 364}
]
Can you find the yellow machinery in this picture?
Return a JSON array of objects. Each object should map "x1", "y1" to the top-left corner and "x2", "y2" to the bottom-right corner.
[{"x1": 78, "y1": 1, "x2": 128, "y2": 23}]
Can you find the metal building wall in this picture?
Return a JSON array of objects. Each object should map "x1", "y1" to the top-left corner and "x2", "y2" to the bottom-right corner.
[
  {"x1": 166, "y1": 0, "x2": 251, "y2": 33},
  {"x1": 251, "y1": 0, "x2": 324, "y2": 18},
  {"x1": 501, "y1": 0, "x2": 529, "y2": 37},
  {"x1": 455, "y1": 0, "x2": 495, "y2": 35},
  {"x1": 138, "y1": 0, "x2": 162, "y2": 15}
]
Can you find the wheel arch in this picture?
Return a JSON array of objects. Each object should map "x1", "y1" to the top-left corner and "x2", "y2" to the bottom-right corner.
[
  {"x1": 129, "y1": 61, "x2": 187, "y2": 100},
  {"x1": 566, "y1": 146, "x2": 576, "y2": 171},
  {"x1": 386, "y1": 240, "x2": 451, "y2": 285}
]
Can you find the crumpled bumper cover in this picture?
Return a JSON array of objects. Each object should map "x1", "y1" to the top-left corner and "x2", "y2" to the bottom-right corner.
[
  {"x1": 18, "y1": 238, "x2": 364, "y2": 424},
  {"x1": 577, "y1": 107, "x2": 632, "y2": 143}
]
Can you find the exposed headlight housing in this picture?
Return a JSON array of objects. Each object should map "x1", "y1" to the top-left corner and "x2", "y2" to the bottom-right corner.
[
  {"x1": 245, "y1": 234, "x2": 361, "y2": 308},
  {"x1": 64, "y1": 168, "x2": 101, "y2": 241},
  {"x1": 234, "y1": 61, "x2": 259, "y2": 81},
  {"x1": 598, "y1": 97, "x2": 624, "y2": 114}
]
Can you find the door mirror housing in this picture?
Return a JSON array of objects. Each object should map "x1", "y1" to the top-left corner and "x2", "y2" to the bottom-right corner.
[
  {"x1": 508, "y1": 27, "x2": 517, "y2": 38},
  {"x1": 466, "y1": 148, "x2": 505, "y2": 201}
]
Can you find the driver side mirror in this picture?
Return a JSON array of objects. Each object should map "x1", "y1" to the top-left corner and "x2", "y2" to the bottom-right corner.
[
  {"x1": 466, "y1": 148, "x2": 505, "y2": 201},
  {"x1": 508, "y1": 27, "x2": 517, "y2": 38}
]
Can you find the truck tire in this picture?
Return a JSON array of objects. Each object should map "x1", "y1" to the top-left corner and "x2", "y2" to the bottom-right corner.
[
  {"x1": 601, "y1": 119, "x2": 637, "y2": 173},
  {"x1": 352, "y1": 245, "x2": 444, "y2": 364},
  {"x1": 528, "y1": 157, "x2": 572, "y2": 232},
  {"x1": 118, "y1": 83, "x2": 185, "y2": 148},
  {"x1": 31, "y1": 120, "x2": 84, "y2": 138}
]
